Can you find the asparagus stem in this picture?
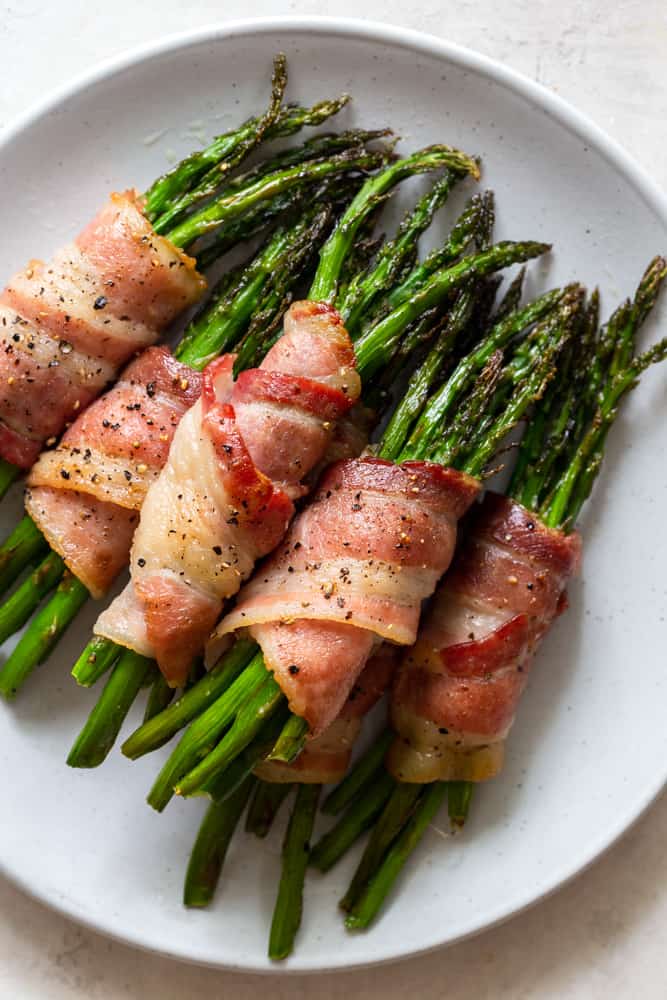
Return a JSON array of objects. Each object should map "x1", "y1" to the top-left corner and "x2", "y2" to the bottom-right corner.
[
  {"x1": 266, "y1": 715, "x2": 309, "y2": 764},
  {"x1": 355, "y1": 241, "x2": 551, "y2": 382},
  {"x1": 448, "y1": 781, "x2": 474, "y2": 826},
  {"x1": 0, "y1": 516, "x2": 49, "y2": 599},
  {"x1": 0, "y1": 459, "x2": 19, "y2": 503},
  {"x1": 204, "y1": 709, "x2": 290, "y2": 803},
  {"x1": 309, "y1": 145, "x2": 480, "y2": 303},
  {"x1": 310, "y1": 771, "x2": 396, "y2": 872},
  {"x1": 176, "y1": 673, "x2": 285, "y2": 798},
  {"x1": 143, "y1": 672, "x2": 175, "y2": 724},
  {"x1": 340, "y1": 781, "x2": 421, "y2": 913},
  {"x1": 67, "y1": 651, "x2": 154, "y2": 768},
  {"x1": 165, "y1": 148, "x2": 386, "y2": 248},
  {"x1": 245, "y1": 781, "x2": 293, "y2": 838},
  {"x1": 269, "y1": 783, "x2": 321, "y2": 961},
  {"x1": 183, "y1": 776, "x2": 255, "y2": 908},
  {"x1": 145, "y1": 650, "x2": 267, "y2": 811},
  {"x1": 322, "y1": 728, "x2": 393, "y2": 815},
  {"x1": 72, "y1": 636, "x2": 121, "y2": 687},
  {"x1": 345, "y1": 783, "x2": 448, "y2": 930},
  {"x1": 0, "y1": 575, "x2": 89, "y2": 699},
  {"x1": 0, "y1": 551, "x2": 64, "y2": 646}
]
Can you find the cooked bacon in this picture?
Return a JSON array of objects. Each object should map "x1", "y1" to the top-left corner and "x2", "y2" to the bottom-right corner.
[
  {"x1": 0, "y1": 191, "x2": 204, "y2": 467},
  {"x1": 209, "y1": 458, "x2": 479, "y2": 736},
  {"x1": 255, "y1": 645, "x2": 400, "y2": 784},
  {"x1": 388, "y1": 492, "x2": 582, "y2": 783},
  {"x1": 25, "y1": 348, "x2": 201, "y2": 597},
  {"x1": 95, "y1": 301, "x2": 360, "y2": 686}
]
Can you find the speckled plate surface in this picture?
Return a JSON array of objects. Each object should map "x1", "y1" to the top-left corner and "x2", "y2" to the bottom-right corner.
[{"x1": 0, "y1": 17, "x2": 665, "y2": 974}]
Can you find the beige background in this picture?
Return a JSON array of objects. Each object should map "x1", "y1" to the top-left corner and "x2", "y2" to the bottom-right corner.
[{"x1": 1, "y1": 2, "x2": 666, "y2": 997}]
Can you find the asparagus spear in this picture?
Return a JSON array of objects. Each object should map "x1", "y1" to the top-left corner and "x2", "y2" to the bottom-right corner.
[
  {"x1": 310, "y1": 771, "x2": 396, "y2": 873},
  {"x1": 71, "y1": 637, "x2": 120, "y2": 688},
  {"x1": 65, "y1": 652, "x2": 155, "y2": 766},
  {"x1": 245, "y1": 781, "x2": 293, "y2": 838},
  {"x1": 309, "y1": 145, "x2": 480, "y2": 303},
  {"x1": 321, "y1": 729, "x2": 394, "y2": 815},
  {"x1": 146, "y1": 86, "x2": 352, "y2": 224},
  {"x1": 0, "y1": 551, "x2": 64, "y2": 646},
  {"x1": 122, "y1": 640, "x2": 257, "y2": 758},
  {"x1": 146, "y1": 652, "x2": 268, "y2": 811},
  {"x1": 144, "y1": 54, "x2": 352, "y2": 223},
  {"x1": 183, "y1": 776, "x2": 256, "y2": 908},
  {"x1": 340, "y1": 783, "x2": 423, "y2": 912},
  {"x1": 269, "y1": 783, "x2": 320, "y2": 961},
  {"x1": 143, "y1": 673, "x2": 175, "y2": 724},
  {"x1": 344, "y1": 783, "x2": 448, "y2": 930},
  {"x1": 338, "y1": 171, "x2": 460, "y2": 333}
]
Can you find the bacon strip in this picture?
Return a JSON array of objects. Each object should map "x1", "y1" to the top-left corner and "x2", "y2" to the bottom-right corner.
[
  {"x1": 0, "y1": 191, "x2": 204, "y2": 467},
  {"x1": 25, "y1": 348, "x2": 201, "y2": 597},
  {"x1": 388, "y1": 492, "x2": 582, "y2": 783},
  {"x1": 255, "y1": 645, "x2": 400, "y2": 784},
  {"x1": 95, "y1": 301, "x2": 360, "y2": 686},
  {"x1": 209, "y1": 458, "x2": 479, "y2": 736}
]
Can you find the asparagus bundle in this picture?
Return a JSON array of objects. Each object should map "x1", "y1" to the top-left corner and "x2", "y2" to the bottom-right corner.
[
  {"x1": 0, "y1": 132, "x2": 400, "y2": 697},
  {"x1": 315, "y1": 257, "x2": 667, "y2": 931}
]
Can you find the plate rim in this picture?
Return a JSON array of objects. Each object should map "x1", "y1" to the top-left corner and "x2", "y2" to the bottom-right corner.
[{"x1": 1, "y1": 15, "x2": 665, "y2": 975}]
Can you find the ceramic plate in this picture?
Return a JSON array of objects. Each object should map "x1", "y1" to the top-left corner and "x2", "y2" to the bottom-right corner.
[{"x1": 0, "y1": 17, "x2": 665, "y2": 974}]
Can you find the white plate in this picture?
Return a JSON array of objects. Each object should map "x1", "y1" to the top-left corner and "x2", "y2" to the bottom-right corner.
[{"x1": 0, "y1": 17, "x2": 665, "y2": 975}]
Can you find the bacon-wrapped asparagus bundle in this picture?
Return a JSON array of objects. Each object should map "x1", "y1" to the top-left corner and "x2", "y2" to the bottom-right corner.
[
  {"x1": 95, "y1": 301, "x2": 362, "y2": 687},
  {"x1": 332, "y1": 257, "x2": 667, "y2": 931},
  {"x1": 389, "y1": 491, "x2": 581, "y2": 782},
  {"x1": 160, "y1": 276, "x2": 567, "y2": 806}
]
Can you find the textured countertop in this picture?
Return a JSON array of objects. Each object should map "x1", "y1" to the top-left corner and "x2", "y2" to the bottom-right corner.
[{"x1": 1, "y1": 3, "x2": 666, "y2": 997}]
